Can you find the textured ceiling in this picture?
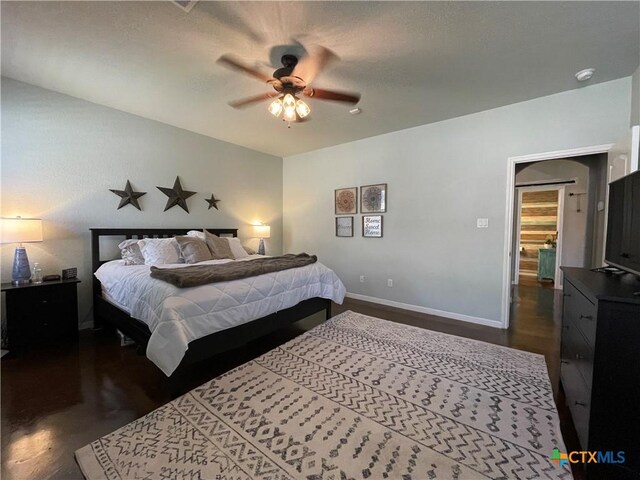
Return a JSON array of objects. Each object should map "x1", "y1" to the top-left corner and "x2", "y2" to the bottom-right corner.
[{"x1": 2, "y1": 1, "x2": 639, "y2": 157}]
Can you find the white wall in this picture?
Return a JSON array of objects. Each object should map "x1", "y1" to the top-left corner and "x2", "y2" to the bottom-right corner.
[
  {"x1": 1, "y1": 78, "x2": 283, "y2": 328},
  {"x1": 631, "y1": 66, "x2": 640, "y2": 126},
  {"x1": 283, "y1": 78, "x2": 631, "y2": 326},
  {"x1": 516, "y1": 160, "x2": 590, "y2": 268}
]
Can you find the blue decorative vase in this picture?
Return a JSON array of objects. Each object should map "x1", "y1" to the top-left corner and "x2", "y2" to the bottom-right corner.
[{"x1": 12, "y1": 247, "x2": 32, "y2": 285}]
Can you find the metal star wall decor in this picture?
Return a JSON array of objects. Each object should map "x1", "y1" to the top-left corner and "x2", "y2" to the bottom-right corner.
[
  {"x1": 205, "y1": 194, "x2": 221, "y2": 210},
  {"x1": 157, "y1": 176, "x2": 196, "y2": 213},
  {"x1": 109, "y1": 180, "x2": 146, "y2": 210}
]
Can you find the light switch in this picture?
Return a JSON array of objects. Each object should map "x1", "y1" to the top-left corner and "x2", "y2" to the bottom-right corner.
[{"x1": 477, "y1": 218, "x2": 489, "y2": 228}]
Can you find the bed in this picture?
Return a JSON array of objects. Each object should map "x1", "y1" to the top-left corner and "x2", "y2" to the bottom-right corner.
[{"x1": 90, "y1": 228, "x2": 346, "y2": 393}]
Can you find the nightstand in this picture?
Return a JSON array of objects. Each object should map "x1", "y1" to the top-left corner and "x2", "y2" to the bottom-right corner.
[{"x1": 1, "y1": 279, "x2": 80, "y2": 353}]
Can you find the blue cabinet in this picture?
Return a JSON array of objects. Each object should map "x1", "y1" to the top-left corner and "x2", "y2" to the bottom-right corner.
[{"x1": 537, "y1": 248, "x2": 556, "y2": 281}]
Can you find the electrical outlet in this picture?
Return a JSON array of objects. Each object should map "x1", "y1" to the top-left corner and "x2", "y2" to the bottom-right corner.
[
  {"x1": 477, "y1": 218, "x2": 489, "y2": 228},
  {"x1": 387, "y1": 279, "x2": 393, "y2": 287},
  {"x1": 360, "y1": 275, "x2": 365, "y2": 283}
]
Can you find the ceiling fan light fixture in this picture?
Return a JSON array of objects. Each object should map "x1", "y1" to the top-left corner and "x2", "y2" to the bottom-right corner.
[
  {"x1": 219, "y1": 47, "x2": 361, "y2": 127},
  {"x1": 295, "y1": 99, "x2": 311, "y2": 118},
  {"x1": 282, "y1": 93, "x2": 296, "y2": 108},
  {"x1": 283, "y1": 107, "x2": 297, "y2": 122},
  {"x1": 268, "y1": 97, "x2": 283, "y2": 117},
  {"x1": 282, "y1": 93, "x2": 297, "y2": 122}
]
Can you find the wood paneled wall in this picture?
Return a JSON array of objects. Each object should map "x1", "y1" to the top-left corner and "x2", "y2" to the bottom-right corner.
[{"x1": 519, "y1": 190, "x2": 559, "y2": 277}]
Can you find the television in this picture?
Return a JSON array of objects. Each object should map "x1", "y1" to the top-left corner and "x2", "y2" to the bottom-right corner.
[{"x1": 605, "y1": 169, "x2": 640, "y2": 276}]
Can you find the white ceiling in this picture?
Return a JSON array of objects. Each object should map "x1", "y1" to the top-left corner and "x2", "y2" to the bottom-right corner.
[{"x1": 2, "y1": 1, "x2": 639, "y2": 157}]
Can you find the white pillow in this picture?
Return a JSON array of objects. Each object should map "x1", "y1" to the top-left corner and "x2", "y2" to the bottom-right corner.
[
  {"x1": 227, "y1": 237, "x2": 249, "y2": 259},
  {"x1": 186, "y1": 230, "x2": 205, "y2": 240},
  {"x1": 118, "y1": 239, "x2": 144, "y2": 266},
  {"x1": 138, "y1": 237, "x2": 182, "y2": 265}
]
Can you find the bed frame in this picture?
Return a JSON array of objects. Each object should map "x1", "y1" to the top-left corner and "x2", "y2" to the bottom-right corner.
[{"x1": 90, "y1": 228, "x2": 331, "y2": 395}]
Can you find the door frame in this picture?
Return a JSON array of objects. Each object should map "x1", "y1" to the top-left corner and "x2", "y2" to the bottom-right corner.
[
  {"x1": 513, "y1": 184, "x2": 565, "y2": 286},
  {"x1": 501, "y1": 144, "x2": 613, "y2": 329}
]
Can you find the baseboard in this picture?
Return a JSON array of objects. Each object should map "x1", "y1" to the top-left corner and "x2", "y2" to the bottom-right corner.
[{"x1": 345, "y1": 292, "x2": 504, "y2": 329}]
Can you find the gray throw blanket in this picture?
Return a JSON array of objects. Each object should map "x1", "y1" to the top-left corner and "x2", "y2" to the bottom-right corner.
[{"x1": 150, "y1": 253, "x2": 317, "y2": 288}]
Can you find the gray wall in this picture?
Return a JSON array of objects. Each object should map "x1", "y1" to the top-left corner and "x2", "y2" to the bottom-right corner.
[
  {"x1": 1, "y1": 78, "x2": 283, "y2": 328},
  {"x1": 516, "y1": 160, "x2": 590, "y2": 269},
  {"x1": 587, "y1": 155, "x2": 608, "y2": 267},
  {"x1": 2, "y1": 73, "x2": 635, "y2": 330},
  {"x1": 632, "y1": 66, "x2": 640, "y2": 126},
  {"x1": 283, "y1": 78, "x2": 631, "y2": 326}
]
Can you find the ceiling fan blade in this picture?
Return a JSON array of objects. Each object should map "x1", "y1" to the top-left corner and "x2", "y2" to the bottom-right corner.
[
  {"x1": 304, "y1": 88, "x2": 361, "y2": 104},
  {"x1": 228, "y1": 92, "x2": 278, "y2": 109},
  {"x1": 217, "y1": 55, "x2": 273, "y2": 83},
  {"x1": 291, "y1": 45, "x2": 337, "y2": 85}
]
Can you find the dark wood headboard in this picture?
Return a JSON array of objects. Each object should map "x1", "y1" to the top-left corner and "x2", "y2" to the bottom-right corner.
[{"x1": 90, "y1": 227, "x2": 238, "y2": 300}]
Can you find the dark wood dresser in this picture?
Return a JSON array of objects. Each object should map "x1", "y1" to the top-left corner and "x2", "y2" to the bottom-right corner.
[{"x1": 561, "y1": 267, "x2": 640, "y2": 479}]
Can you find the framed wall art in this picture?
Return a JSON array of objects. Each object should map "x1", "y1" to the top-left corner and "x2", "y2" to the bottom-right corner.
[
  {"x1": 335, "y1": 217, "x2": 354, "y2": 237},
  {"x1": 362, "y1": 215, "x2": 383, "y2": 238},
  {"x1": 361, "y1": 183, "x2": 387, "y2": 213},
  {"x1": 335, "y1": 187, "x2": 358, "y2": 214}
]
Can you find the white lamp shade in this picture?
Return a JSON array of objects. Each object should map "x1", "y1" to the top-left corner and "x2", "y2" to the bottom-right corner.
[
  {"x1": 1, "y1": 218, "x2": 43, "y2": 244},
  {"x1": 252, "y1": 225, "x2": 271, "y2": 239}
]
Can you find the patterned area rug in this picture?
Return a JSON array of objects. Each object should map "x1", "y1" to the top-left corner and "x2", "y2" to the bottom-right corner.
[{"x1": 76, "y1": 310, "x2": 571, "y2": 479}]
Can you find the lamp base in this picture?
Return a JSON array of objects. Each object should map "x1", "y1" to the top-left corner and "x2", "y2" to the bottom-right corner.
[
  {"x1": 12, "y1": 246, "x2": 32, "y2": 286},
  {"x1": 258, "y1": 238, "x2": 266, "y2": 256}
]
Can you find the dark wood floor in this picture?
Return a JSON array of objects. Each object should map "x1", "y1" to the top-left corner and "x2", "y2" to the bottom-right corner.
[
  {"x1": 1, "y1": 286, "x2": 581, "y2": 480},
  {"x1": 518, "y1": 274, "x2": 555, "y2": 288}
]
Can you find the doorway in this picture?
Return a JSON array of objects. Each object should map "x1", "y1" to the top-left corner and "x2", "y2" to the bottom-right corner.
[
  {"x1": 501, "y1": 144, "x2": 613, "y2": 329},
  {"x1": 515, "y1": 186, "x2": 563, "y2": 287}
]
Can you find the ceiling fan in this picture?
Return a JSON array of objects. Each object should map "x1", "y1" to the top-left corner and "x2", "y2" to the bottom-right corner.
[{"x1": 217, "y1": 46, "x2": 361, "y2": 126}]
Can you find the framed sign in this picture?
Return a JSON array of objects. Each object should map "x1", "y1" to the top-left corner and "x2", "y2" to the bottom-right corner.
[
  {"x1": 335, "y1": 187, "x2": 358, "y2": 214},
  {"x1": 361, "y1": 183, "x2": 387, "y2": 213},
  {"x1": 362, "y1": 215, "x2": 383, "y2": 238},
  {"x1": 335, "y1": 216, "x2": 354, "y2": 237}
]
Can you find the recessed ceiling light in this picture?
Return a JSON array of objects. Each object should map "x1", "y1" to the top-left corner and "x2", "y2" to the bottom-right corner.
[
  {"x1": 349, "y1": 108, "x2": 362, "y2": 115},
  {"x1": 575, "y1": 68, "x2": 595, "y2": 82}
]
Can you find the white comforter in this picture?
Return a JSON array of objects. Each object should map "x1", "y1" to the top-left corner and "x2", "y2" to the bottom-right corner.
[{"x1": 95, "y1": 256, "x2": 346, "y2": 376}]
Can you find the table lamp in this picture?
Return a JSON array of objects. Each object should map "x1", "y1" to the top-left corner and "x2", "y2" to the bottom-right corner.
[
  {"x1": 253, "y1": 224, "x2": 270, "y2": 255},
  {"x1": 1, "y1": 217, "x2": 43, "y2": 285}
]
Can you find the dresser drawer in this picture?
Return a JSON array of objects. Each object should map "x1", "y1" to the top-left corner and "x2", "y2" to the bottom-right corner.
[
  {"x1": 571, "y1": 321, "x2": 594, "y2": 389},
  {"x1": 21, "y1": 288, "x2": 66, "y2": 314},
  {"x1": 561, "y1": 320, "x2": 593, "y2": 389},
  {"x1": 561, "y1": 360, "x2": 591, "y2": 450},
  {"x1": 564, "y1": 280, "x2": 597, "y2": 346}
]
